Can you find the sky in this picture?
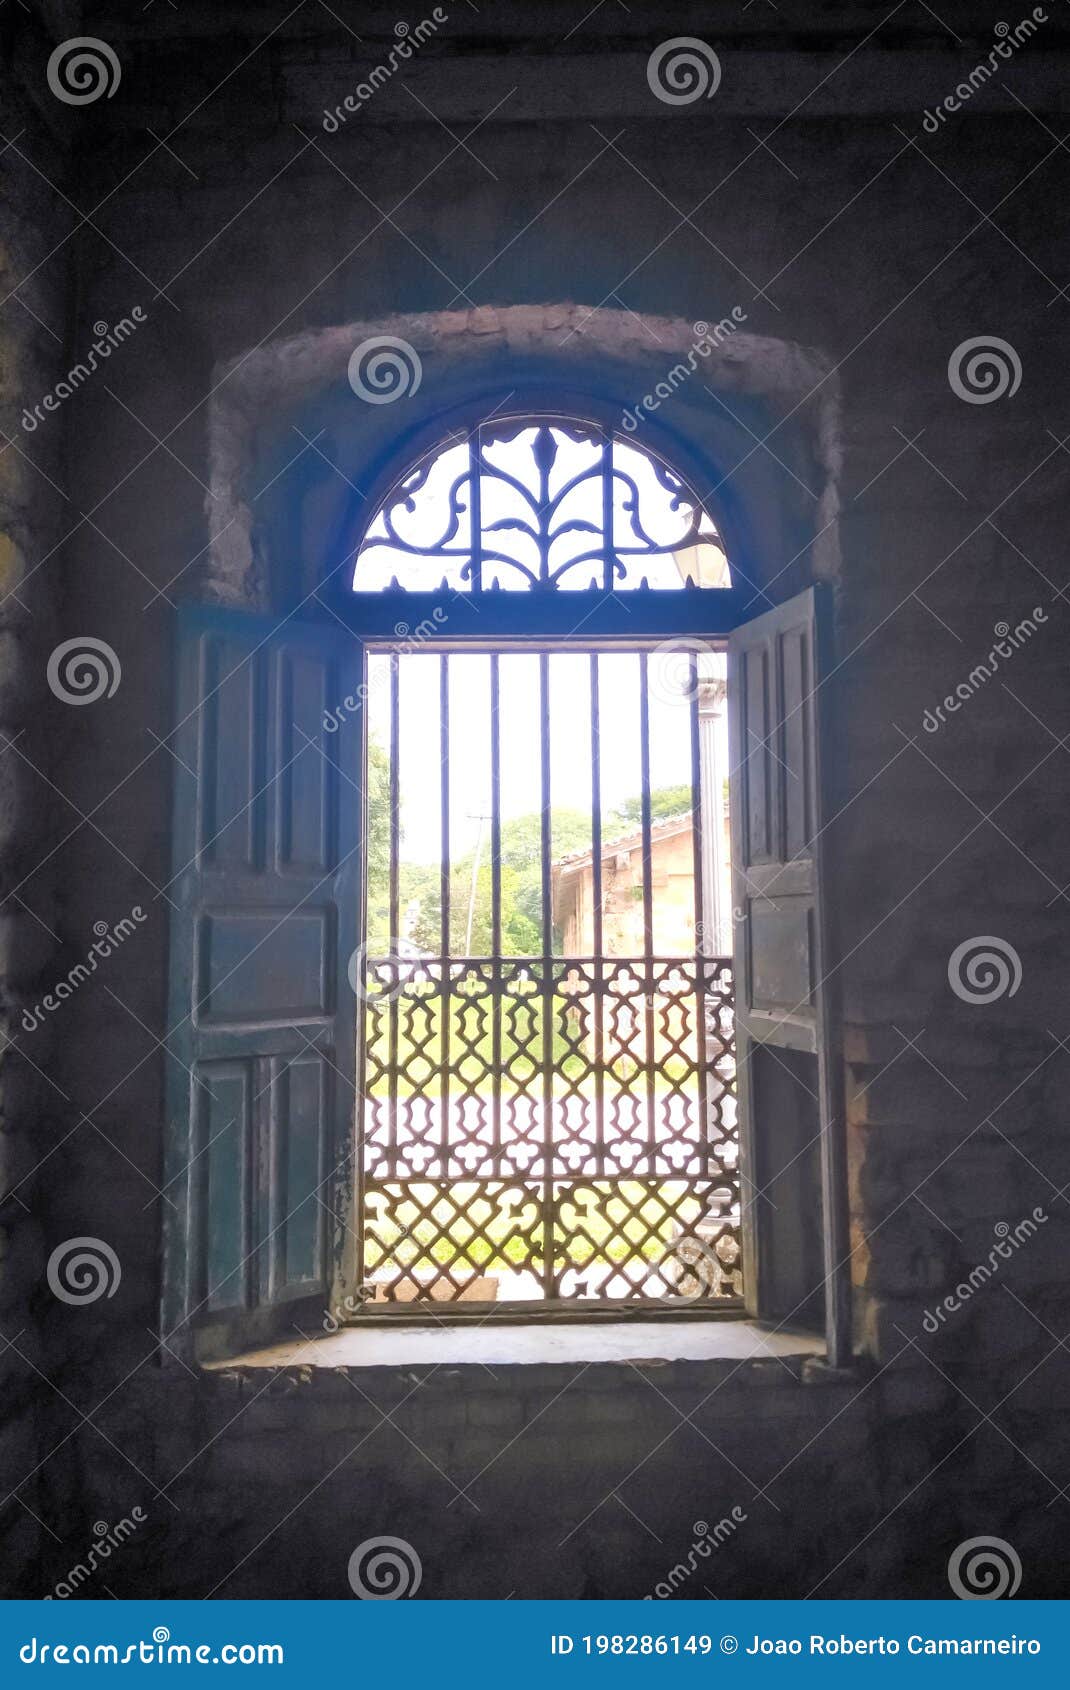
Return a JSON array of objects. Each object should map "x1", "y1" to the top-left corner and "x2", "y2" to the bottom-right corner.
[
  {"x1": 351, "y1": 423, "x2": 729, "y2": 595},
  {"x1": 355, "y1": 422, "x2": 731, "y2": 866},
  {"x1": 365, "y1": 648, "x2": 726, "y2": 867}
]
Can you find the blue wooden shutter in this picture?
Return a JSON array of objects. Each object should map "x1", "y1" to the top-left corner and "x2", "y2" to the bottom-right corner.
[
  {"x1": 728, "y1": 586, "x2": 850, "y2": 1364},
  {"x1": 162, "y1": 606, "x2": 362, "y2": 1362}
]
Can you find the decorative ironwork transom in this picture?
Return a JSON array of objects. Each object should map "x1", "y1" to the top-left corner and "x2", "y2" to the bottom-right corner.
[{"x1": 351, "y1": 418, "x2": 731, "y2": 594}]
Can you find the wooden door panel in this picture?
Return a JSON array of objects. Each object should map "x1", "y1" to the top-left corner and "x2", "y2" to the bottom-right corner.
[
  {"x1": 164, "y1": 606, "x2": 362, "y2": 1362},
  {"x1": 729, "y1": 586, "x2": 850, "y2": 1362}
]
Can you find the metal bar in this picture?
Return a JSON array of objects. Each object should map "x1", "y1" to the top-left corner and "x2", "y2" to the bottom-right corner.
[
  {"x1": 355, "y1": 1296, "x2": 745, "y2": 1326},
  {"x1": 339, "y1": 592, "x2": 748, "y2": 641},
  {"x1": 356, "y1": 636, "x2": 742, "y2": 1318},
  {"x1": 539, "y1": 651, "x2": 554, "y2": 1297},
  {"x1": 355, "y1": 643, "x2": 370, "y2": 1306},
  {"x1": 440, "y1": 653, "x2": 451, "y2": 1175},
  {"x1": 388, "y1": 652, "x2": 401, "y2": 1177},
  {"x1": 536, "y1": 429, "x2": 551, "y2": 587},
  {"x1": 602, "y1": 430, "x2": 614, "y2": 592},
  {"x1": 638, "y1": 652, "x2": 656, "y2": 1175},
  {"x1": 469, "y1": 429, "x2": 483, "y2": 592},
  {"x1": 590, "y1": 653, "x2": 606, "y2": 1172},
  {"x1": 490, "y1": 653, "x2": 502, "y2": 1166},
  {"x1": 338, "y1": 591, "x2": 748, "y2": 641},
  {"x1": 688, "y1": 650, "x2": 710, "y2": 1178}
]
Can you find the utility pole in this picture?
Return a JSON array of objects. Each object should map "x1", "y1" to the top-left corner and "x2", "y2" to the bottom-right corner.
[{"x1": 464, "y1": 811, "x2": 492, "y2": 954}]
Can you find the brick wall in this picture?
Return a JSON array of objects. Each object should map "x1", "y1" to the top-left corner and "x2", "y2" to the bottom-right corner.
[{"x1": 4, "y1": 1, "x2": 1070, "y2": 1598}]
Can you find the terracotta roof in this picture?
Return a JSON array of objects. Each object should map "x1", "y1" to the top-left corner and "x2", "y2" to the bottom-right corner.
[{"x1": 553, "y1": 810, "x2": 692, "y2": 872}]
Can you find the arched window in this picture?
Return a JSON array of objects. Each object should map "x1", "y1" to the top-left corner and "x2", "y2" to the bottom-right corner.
[
  {"x1": 164, "y1": 395, "x2": 849, "y2": 1370},
  {"x1": 352, "y1": 418, "x2": 731, "y2": 594}
]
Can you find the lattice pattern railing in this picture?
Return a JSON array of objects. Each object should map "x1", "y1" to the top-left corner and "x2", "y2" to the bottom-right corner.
[{"x1": 359, "y1": 954, "x2": 740, "y2": 1307}]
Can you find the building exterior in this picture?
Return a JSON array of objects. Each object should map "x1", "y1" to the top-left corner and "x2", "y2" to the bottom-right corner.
[{"x1": 553, "y1": 811, "x2": 697, "y2": 958}]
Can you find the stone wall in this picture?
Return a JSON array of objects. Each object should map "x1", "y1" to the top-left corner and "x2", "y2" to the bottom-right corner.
[
  {"x1": 0, "y1": 2, "x2": 81, "y2": 1591},
  {"x1": 3, "y1": 0, "x2": 1070, "y2": 1598}
]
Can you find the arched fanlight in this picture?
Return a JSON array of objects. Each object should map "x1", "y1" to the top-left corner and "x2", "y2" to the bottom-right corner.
[{"x1": 351, "y1": 417, "x2": 730, "y2": 593}]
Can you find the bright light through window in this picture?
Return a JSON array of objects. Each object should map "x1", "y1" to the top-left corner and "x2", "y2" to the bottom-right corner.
[{"x1": 352, "y1": 419, "x2": 731, "y2": 592}]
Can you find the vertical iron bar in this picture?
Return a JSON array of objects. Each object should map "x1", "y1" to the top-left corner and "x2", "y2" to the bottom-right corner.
[
  {"x1": 537, "y1": 429, "x2": 551, "y2": 587},
  {"x1": 440, "y1": 654, "x2": 451, "y2": 1177},
  {"x1": 688, "y1": 652, "x2": 710, "y2": 1185},
  {"x1": 602, "y1": 430, "x2": 614, "y2": 592},
  {"x1": 490, "y1": 654, "x2": 502, "y2": 1168},
  {"x1": 590, "y1": 653, "x2": 605, "y2": 1174},
  {"x1": 540, "y1": 651, "x2": 554, "y2": 1297},
  {"x1": 388, "y1": 652, "x2": 400, "y2": 1180},
  {"x1": 469, "y1": 428, "x2": 483, "y2": 593},
  {"x1": 638, "y1": 652, "x2": 656, "y2": 1176},
  {"x1": 355, "y1": 645, "x2": 370, "y2": 1308}
]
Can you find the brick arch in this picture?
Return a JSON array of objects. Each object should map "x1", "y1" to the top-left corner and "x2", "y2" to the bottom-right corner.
[{"x1": 204, "y1": 305, "x2": 841, "y2": 614}]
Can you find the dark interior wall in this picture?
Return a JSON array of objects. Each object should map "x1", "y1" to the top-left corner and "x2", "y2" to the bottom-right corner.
[
  {"x1": 0, "y1": 0, "x2": 81, "y2": 1590},
  {"x1": 3, "y1": 0, "x2": 1070, "y2": 1597}
]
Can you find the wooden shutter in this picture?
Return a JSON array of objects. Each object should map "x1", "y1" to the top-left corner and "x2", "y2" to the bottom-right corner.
[
  {"x1": 162, "y1": 606, "x2": 362, "y2": 1362},
  {"x1": 727, "y1": 586, "x2": 850, "y2": 1365}
]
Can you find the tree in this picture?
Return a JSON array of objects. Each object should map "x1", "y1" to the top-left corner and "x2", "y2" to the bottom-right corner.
[
  {"x1": 605, "y1": 784, "x2": 692, "y2": 832},
  {"x1": 392, "y1": 790, "x2": 689, "y2": 957},
  {"x1": 365, "y1": 737, "x2": 395, "y2": 948}
]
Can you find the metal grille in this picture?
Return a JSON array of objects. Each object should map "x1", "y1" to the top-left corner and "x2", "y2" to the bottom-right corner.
[
  {"x1": 355, "y1": 647, "x2": 741, "y2": 1314},
  {"x1": 352, "y1": 417, "x2": 730, "y2": 594}
]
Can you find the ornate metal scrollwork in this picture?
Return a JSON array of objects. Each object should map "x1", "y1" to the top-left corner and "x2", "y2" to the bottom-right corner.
[{"x1": 353, "y1": 418, "x2": 730, "y2": 593}]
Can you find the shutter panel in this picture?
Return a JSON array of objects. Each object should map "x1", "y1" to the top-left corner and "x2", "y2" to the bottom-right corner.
[
  {"x1": 727, "y1": 586, "x2": 850, "y2": 1364},
  {"x1": 162, "y1": 606, "x2": 362, "y2": 1362}
]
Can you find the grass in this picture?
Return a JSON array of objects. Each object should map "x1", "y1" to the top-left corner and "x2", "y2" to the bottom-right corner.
[{"x1": 364, "y1": 1178, "x2": 733, "y2": 1276}]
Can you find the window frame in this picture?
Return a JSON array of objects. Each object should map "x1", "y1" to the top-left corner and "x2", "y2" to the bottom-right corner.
[
  {"x1": 164, "y1": 396, "x2": 852, "y2": 1368},
  {"x1": 322, "y1": 393, "x2": 762, "y2": 642}
]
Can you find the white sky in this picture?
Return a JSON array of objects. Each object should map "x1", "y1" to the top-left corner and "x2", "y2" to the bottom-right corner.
[
  {"x1": 352, "y1": 424, "x2": 729, "y2": 593},
  {"x1": 366, "y1": 649, "x2": 727, "y2": 863},
  {"x1": 356, "y1": 426, "x2": 729, "y2": 862}
]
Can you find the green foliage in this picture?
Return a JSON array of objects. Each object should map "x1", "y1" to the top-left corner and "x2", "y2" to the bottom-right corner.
[
  {"x1": 380, "y1": 777, "x2": 693, "y2": 957},
  {"x1": 365, "y1": 738, "x2": 394, "y2": 947},
  {"x1": 401, "y1": 807, "x2": 591, "y2": 956},
  {"x1": 605, "y1": 784, "x2": 692, "y2": 831}
]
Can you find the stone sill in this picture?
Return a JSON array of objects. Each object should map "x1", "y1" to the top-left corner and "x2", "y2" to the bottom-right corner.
[{"x1": 207, "y1": 1318, "x2": 824, "y2": 1373}]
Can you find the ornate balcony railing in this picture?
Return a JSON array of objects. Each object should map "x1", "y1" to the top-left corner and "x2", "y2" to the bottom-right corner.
[{"x1": 358, "y1": 953, "x2": 740, "y2": 1310}]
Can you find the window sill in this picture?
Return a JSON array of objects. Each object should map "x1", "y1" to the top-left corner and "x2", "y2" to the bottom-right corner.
[{"x1": 205, "y1": 1318, "x2": 824, "y2": 1371}]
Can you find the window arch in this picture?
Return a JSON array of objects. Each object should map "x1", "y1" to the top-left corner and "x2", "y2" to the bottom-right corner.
[{"x1": 351, "y1": 416, "x2": 731, "y2": 595}]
